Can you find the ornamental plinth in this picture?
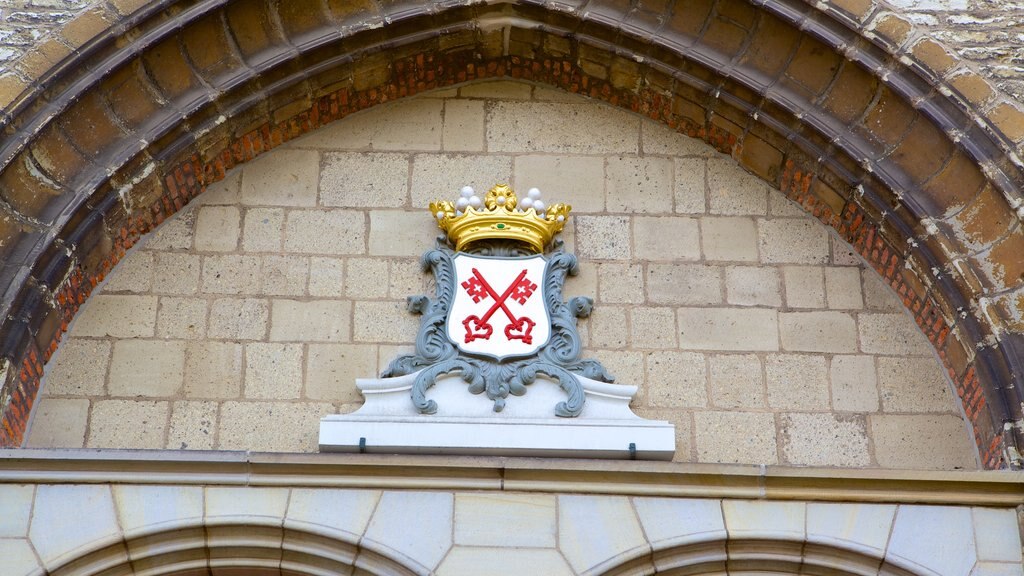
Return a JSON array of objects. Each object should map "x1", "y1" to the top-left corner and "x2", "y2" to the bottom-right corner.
[{"x1": 319, "y1": 184, "x2": 675, "y2": 460}]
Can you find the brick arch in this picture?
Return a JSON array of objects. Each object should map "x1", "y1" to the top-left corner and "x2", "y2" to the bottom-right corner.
[{"x1": 0, "y1": 0, "x2": 1022, "y2": 468}]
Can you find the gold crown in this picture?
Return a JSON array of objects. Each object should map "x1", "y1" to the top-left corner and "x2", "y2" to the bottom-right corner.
[{"x1": 429, "y1": 184, "x2": 571, "y2": 253}]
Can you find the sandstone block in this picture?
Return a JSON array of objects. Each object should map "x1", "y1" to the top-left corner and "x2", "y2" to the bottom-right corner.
[
  {"x1": 345, "y1": 258, "x2": 389, "y2": 298},
  {"x1": 389, "y1": 258, "x2": 427, "y2": 299},
  {"x1": 44, "y1": 338, "x2": 109, "y2": 396},
  {"x1": 321, "y1": 152, "x2": 409, "y2": 207},
  {"x1": 769, "y1": 192, "x2": 806, "y2": 217},
  {"x1": 353, "y1": 301, "x2": 420, "y2": 343},
  {"x1": 630, "y1": 307, "x2": 678, "y2": 349},
  {"x1": 781, "y1": 412, "x2": 870, "y2": 467},
  {"x1": 88, "y1": 400, "x2": 168, "y2": 449},
  {"x1": 646, "y1": 263, "x2": 722, "y2": 305},
  {"x1": 242, "y1": 207, "x2": 284, "y2": 252},
  {"x1": 306, "y1": 343, "x2": 377, "y2": 402},
  {"x1": 156, "y1": 296, "x2": 207, "y2": 339},
  {"x1": 25, "y1": 398, "x2": 89, "y2": 448},
  {"x1": 694, "y1": 411, "x2": 777, "y2": 464},
  {"x1": 633, "y1": 216, "x2": 701, "y2": 261},
  {"x1": 286, "y1": 210, "x2": 366, "y2": 255},
  {"x1": 487, "y1": 101, "x2": 639, "y2": 154},
  {"x1": 590, "y1": 350, "x2": 644, "y2": 386},
  {"x1": 200, "y1": 171, "x2": 240, "y2": 205},
  {"x1": 201, "y1": 255, "x2": 261, "y2": 294},
  {"x1": 758, "y1": 218, "x2": 830, "y2": 264},
  {"x1": 413, "y1": 154, "x2": 513, "y2": 208},
  {"x1": 674, "y1": 158, "x2": 707, "y2": 214},
  {"x1": 218, "y1": 401, "x2": 333, "y2": 452},
  {"x1": 643, "y1": 121, "x2": 712, "y2": 157},
  {"x1": 725, "y1": 266, "x2": 782, "y2": 307},
  {"x1": 645, "y1": 351, "x2": 706, "y2": 407},
  {"x1": 166, "y1": 400, "x2": 217, "y2": 450},
  {"x1": 859, "y1": 313, "x2": 933, "y2": 355},
  {"x1": 309, "y1": 257, "x2": 345, "y2": 297},
  {"x1": 862, "y1": 272, "x2": 903, "y2": 311},
  {"x1": 678, "y1": 307, "x2": 778, "y2": 351},
  {"x1": 871, "y1": 415, "x2": 976, "y2": 469},
  {"x1": 708, "y1": 354, "x2": 764, "y2": 409},
  {"x1": 241, "y1": 149, "x2": 319, "y2": 206},
  {"x1": 293, "y1": 99, "x2": 443, "y2": 150},
  {"x1": 575, "y1": 215, "x2": 631, "y2": 260},
  {"x1": 513, "y1": 155, "x2": 604, "y2": 213},
  {"x1": 766, "y1": 354, "x2": 829, "y2": 410},
  {"x1": 193, "y1": 205, "x2": 240, "y2": 252},
  {"x1": 707, "y1": 157, "x2": 768, "y2": 215},
  {"x1": 245, "y1": 342, "x2": 304, "y2": 399},
  {"x1": 368, "y1": 210, "x2": 436, "y2": 256},
  {"x1": 606, "y1": 155, "x2": 673, "y2": 213},
  {"x1": 825, "y1": 266, "x2": 864, "y2": 309},
  {"x1": 184, "y1": 341, "x2": 242, "y2": 398},
  {"x1": 783, "y1": 266, "x2": 825, "y2": 308},
  {"x1": 877, "y1": 356, "x2": 955, "y2": 413},
  {"x1": 72, "y1": 294, "x2": 157, "y2": 338},
  {"x1": 270, "y1": 300, "x2": 351, "y2": 342},
  {"x1": 701, "y1": 216, "x2": 758, "y2": 262},
  {"x1": 102, "y1": 250, "x2": 153, "y2": 292},
  {"x1": 153, "y1": 253, "x2": 201, "y2": 295},
  {"x1": 588, "y1": 306, "x2": 628, "y2": 349},
  {"x1": 261, "y1": 255, "x2": 309, "y2": 296},
  {"x1": 144, "y1": 209, "x2": 195, "y2": 250},
  {"x1": 442, "y1": 100, "x2": 485, "y2": 152},
  {"x1": 108, "y1": 339, "x2": 185, "y2": 397},
  {"x1": 779, "y1": 311, "x2": 858, "y2": 353},
  {"x1": 598, "y1": 263, "x2": 644, "y2": 304},
  {"x1": 208, "y1": 298, "x2": 269, "y2": 340},
  {"x1": 830, "y1": 355, "x2": 879, "y2": 412}
]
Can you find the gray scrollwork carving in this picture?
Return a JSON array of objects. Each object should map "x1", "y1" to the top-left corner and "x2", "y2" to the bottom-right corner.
[{"x1": 383, "y1": 238, "x2": 612, "y2": 417}]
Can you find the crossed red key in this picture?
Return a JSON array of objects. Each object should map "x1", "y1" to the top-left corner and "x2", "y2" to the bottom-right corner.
[{"x1": 460, "y1": 268, "x2": 538, "y2": 344}]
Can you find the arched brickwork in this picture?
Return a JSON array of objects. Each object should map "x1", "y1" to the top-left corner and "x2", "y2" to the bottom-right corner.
[{"x1": 0, "y1": 0, "x2": 1022, "y2": 468}]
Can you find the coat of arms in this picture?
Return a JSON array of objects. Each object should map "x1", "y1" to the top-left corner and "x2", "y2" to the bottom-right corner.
[{"x1": 383, "y1": 184, "x2": 613, "y2": 417}]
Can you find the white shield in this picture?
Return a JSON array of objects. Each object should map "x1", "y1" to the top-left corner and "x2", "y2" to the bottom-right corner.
[{"x1": 447, "y1": 253, "x2": 550, "y2": 360}]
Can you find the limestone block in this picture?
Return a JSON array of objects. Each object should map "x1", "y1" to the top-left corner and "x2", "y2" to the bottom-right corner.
[
  {"x1": 242, "y1": 207, "x2": 284, "y2": 252},
  {"x1": 646, "y1": 263, "x2": 722, "y2": 306},
  {"x1": 24, "y1": 398, "x2": 89, "y2": 448},
  {"x1": 0, "y1": 539, "x2": 41, "y2": 576},
  {"x1": 589, "y1": 306, "x2": 629, "y2": 349},
  {"x1": 270, "y1": 299, "x2": 350, "y2": 342},
  {"x1": 694, "y1": 411, "x2": 777, "y2": 464},
  {"x1": 725, "y1": 266, "x2": 782, "y2": 307},
  {"x1": 293, "y1": 99, "x2": 443, "y2": 151},
  {"x1": 44, "y1": 338, "x2": 109, "y2": 396},
  {"x1": 261, "y1": 255, "x2": 309, "y2": 296},
  {"x1": 88, "y1": 400, "x2": 168, "y2": 449},
  {"x1": 167, "y1": 400, "x2": 217, "y2": 450},
  {"x1": 887, "y1": 506, "x2": 976, "y2": 575},
  {"x1": 156, "y1": 296, "x2": 207, "y2": 339},
  {"x1": 558, "y1": 495, "x2": 648, "y2": 575},
  {"x1": 707, "y1": 158, "x2": 768, "y2": 215},
  {"x1": 345, "y1": 258, "x2": 389, "y2": 299},
  {"x1": 513, "y1": 155, "x2": 604, "y2": 213},
  {"x1": 871, "y1": 415, "x2": 977, "y2": 470},
  {"x1": 487, "y1": 101, "x2": 639, "y2": 154},
  {"x1": 72, "y1": 294, "x2": 157, "y2": 338},
  {"x1": 645, "y1": 351, "x2": 707, "y2": 407},
  {"x1": 245, "y1": 342, "x2": 304, "y2": 399},
  {"x1": 878, "y1": 356, "x2": 955, "y2": 413},
  {"x1": 779, "y1": 311, "x2": 858, "y2": 353},
  {"x1": 102, "y1": 249, "x2": 153, "y2": 292},
  {"x1": 108, "y1": 339, "x2": 185, "y2": 397},
  {"x1": 206, "y1": 487, "x2": 289, "y2": 524},
  {"x1": 454, "y1": 492, "x2": 556, "y2": 547},
  {"x1": 633, "y1": 497, "x2": 725, "y2": 545},
  {"x1": 442, "y1": 100, "x2": 485, "y2": 152},
  {"x1": 598, "y1": 263, "x2": 644, "y2": 304},
  {"x1": 218, "y1": 401, "x2": 333, "y2": 452},
  {"x1": 643, "y1": 122, "x2": 712, "y2": 157},
  {"x1": 208, "y1": 298, "x2": 269, "y2": 340},
  {"x1": 153, "y1": 253, "x2": 201, "y2": 294},
  {"x1": 781, "y1": 412, "x2": 871, "y2": 467},
  {"x1": 201, "y1": 255, "x2": 261, "y2": 294},
  {"x1": 241, "y1": 149, "x2": 319, "y2": 206},
  {"x1": 363, "y1": 491, "x2": 454, "y2": 572},
  {"x1": 0, "y1": 484, "x2": 33, "y2": 537},
  {"x1": 309, "y1": 257, "x2": 345, "y2": 297},
  {"x1": 285, "y1": 488, "x2": 379, "y2": 541},
  {"x1": 863, "y1": 272, "x2": 903, "y2": 311},
  {"x1": 184, "y1": 341, "x2": 242, "y2": 398},
  {"x1": 285, "y1": 210, "x2": 366, "y2": 255},
  {"x1": 368, "y1": 210, "x2": 435, "y2": 257},
  {"x1": 633, "y1": 216, "x2": 701, "y2": 261},
  {"x1": 576, "y1": 215, "x2": 632, "y2": 259},
  {"x1": 193, "y1": 205, "x2": 240, "y2": 251},
  {"x1": 783, "y1": 266, "x2": 825, "y2": 308},
  {"x1": 766, "y1": 354, "x2": 829, "y2": 410},
  {"x1": 830, "y1": 355, "x2": 880, "y2": 412},
  {"x1": 825, "y1": 266, "x2": 864, "y2": 309},
  {"x1": 758, "y1": 218, "x2": 830, "y2": 264},
  {"x1": 859, "y1": 313, "x2": 933, "y2": 355},
  {"x1": 708, "y1": 354, "x2": 764, "y2": 409},
  {"x1": 630, "y1": 307, "x2": 678, "y2": 349},
  {"x1": 306, "y1": 343, "x2": 377, "y2": 402},
  {"x1": 461, "y1": 80, "x2": 533, "y2": 99},
  {"x1": 353, "y1": 301, "x2": 420, "y2": 344},
  {"x1": 723, "y1": 500, "x2": 805, "y2": 539},
  {"x1": 438, "y1": 548, "x2": 573, "y2": 576},
  {"x1": 678, "y1": 307, "x2": 779, "y2": 351},
  {"x1": 30, "y1": 485, "x2": 120, "y2": 569},
  {"x1": 606, "y1": 155, "x2": 674, "y2": 213},
  {"x1": 412, "y1": 154, "x2": 512, "y2": 208},
  {"x1": 701, "y1": 216, "x2": 759, "y2": 262},
  {"x1": 113, "y1": 485, "x2": 203, "y2": 535},
  {"x1": 973, "y1": 508, "x2": 1023, "y2": 563},
  {"x1": 674, "y1": 158, "x2": 707, "y2": 214},
  {"x1": 806, "y1": 502, "x2": 895, "y2": 555},
  {"x1": 321, "y1": 152, "x2": 409, "y2": 207}
]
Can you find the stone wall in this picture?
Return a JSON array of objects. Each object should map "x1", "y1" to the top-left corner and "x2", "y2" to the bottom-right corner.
[{"x1": 24, "y1": 80, "x2": 977, "y2": 470}]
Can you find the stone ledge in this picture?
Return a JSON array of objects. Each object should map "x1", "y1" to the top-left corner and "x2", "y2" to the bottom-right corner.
[{"x1": 0, "y1": 449, "x2": 1021, "y2": 506}]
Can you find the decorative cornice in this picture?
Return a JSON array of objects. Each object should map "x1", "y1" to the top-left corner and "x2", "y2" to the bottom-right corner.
[{"x1": 0, "y1": 449, "x2": 1021, "y2": 506}]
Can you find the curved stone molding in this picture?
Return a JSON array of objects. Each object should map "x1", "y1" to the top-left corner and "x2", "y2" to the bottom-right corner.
[{"x1": 0, "y1": 0, "x2": 1022, "y2": 469}]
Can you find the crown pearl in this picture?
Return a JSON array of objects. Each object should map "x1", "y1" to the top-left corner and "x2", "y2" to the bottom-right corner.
[{"x1": 460, "y1": 186, "x2": 475, "y2": 198}]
